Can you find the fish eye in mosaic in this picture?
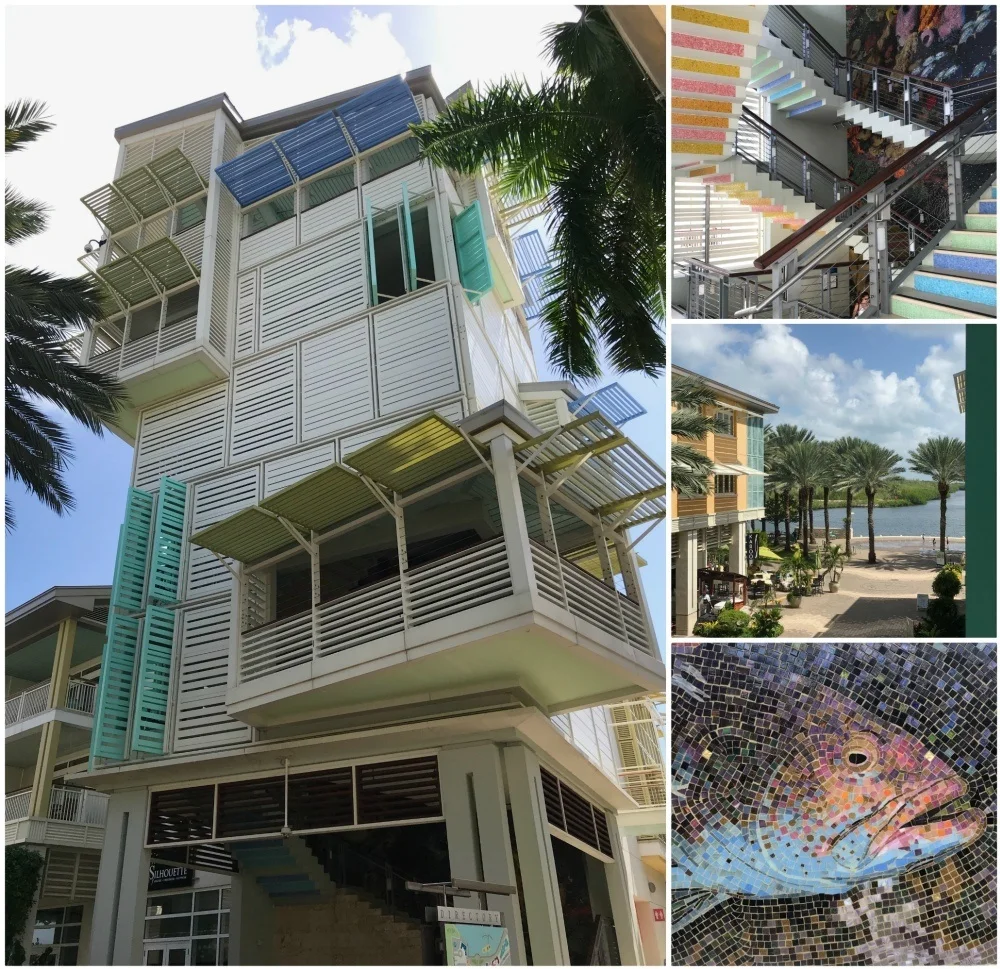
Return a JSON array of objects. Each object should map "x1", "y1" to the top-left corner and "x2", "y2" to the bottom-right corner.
[{"x1": 671, "y1": 641, "x2": 997, "y2": 965}]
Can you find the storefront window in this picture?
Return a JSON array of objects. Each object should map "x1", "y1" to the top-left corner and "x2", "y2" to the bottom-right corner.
[
  {"x1": 144, "y1": 890, "x2": 229, "y2": 966},
  {"x1": 30, "y1": 906, "x2": 83, "y2": 965}
]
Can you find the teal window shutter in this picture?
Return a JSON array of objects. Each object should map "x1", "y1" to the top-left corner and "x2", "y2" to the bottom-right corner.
[
  {"x1": 148, "y1": 477, "x2": 188, "y2": 605},
  {"x1": 452, "y1": 201, "x2": 493, "y2": 305},
  {"x1": 365, "y1": 197, "x2": 378, "y2": 306},
  {"x1": 131, "y1": 606, "x2": 177, "y2": 755},
  {"x1": 90, "y1": 487, "x2": 154, "y2": 764},
  {"x1": 401, "y1": 182, "x2": 417, "y2": 292}
]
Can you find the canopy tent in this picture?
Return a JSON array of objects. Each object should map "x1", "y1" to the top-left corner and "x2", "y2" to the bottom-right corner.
[{"x1": 189, "y1": 414, "x2": 487, "y2": 566}]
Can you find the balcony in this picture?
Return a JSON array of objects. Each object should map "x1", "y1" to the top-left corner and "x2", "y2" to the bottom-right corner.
[
  {"x1": 5, "y1": 679, "x2": 96, "y2": 728},
  {"x1": 6, "y1": 680, "x2": 98, "y2": 774},
  {"x1": 5, "y1": 787, "x2": 109, "y2": 849},
  {"x1": 187, "y1": 409, "x2": 666, "y2": 728}
]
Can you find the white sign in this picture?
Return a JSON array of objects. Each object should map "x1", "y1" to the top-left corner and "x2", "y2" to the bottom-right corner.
[{"x1": 437, "y1": 906, "x2": 502, "y2": 926}]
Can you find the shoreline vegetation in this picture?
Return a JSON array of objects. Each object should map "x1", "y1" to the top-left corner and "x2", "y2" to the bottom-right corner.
[{"x1": 825, "y1": 479, "x2": 965, "y2": 508}]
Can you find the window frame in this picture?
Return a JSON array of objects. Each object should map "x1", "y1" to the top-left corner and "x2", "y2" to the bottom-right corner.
[
  {"x1": 143, "y1": 888, "x2": 230, "y2": 966},
  {"x1": 714, "y1": 407, "x2": 735, "y2": 437},
  {"x1": 714, "y1": 474, "x2": 737, "y2": 496},
  {"x1": 240, "y1": 188, "x2": 297, "y2": 240}
]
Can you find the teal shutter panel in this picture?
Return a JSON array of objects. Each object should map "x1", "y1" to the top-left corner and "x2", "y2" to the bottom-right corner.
[
  {"x1": 90, "y1": 487, "x2": 154, "y2": 764},
  {"x1": 131, "y1": 606, "x2": 177, "y2": 754},
  {"x1": 365, "y1": 198, "x2": 378, "y2": 306},
  {"x1": 452, "y1": 201, "x2": 493, "y2": 305},
  {"x1": 401, "y1": 182, "x2": 417, "y2": 292},
  {"x1": 148, "y1": 476, "x2": 188, "y2": 605}
]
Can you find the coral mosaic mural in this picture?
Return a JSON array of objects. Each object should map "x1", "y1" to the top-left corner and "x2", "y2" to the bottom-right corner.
[{"x1": 672, "y1": 642, "x2": 997, "y2": 965}]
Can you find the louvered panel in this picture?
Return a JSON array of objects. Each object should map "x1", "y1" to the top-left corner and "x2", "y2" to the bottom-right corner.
[
  {"x1": 174, "y1": 601, "x2": 251, "y2": 752},
  {"x1": 42, "y1": 849, "x2": 99, "y2": 899},
  {"x1": 483, "y1": 299, "x2": 514, "y2": 379},
  {"x1": 148, "y1": 785, "x2": 215, "y2": 844},
  {"x1": 593, "y1": 810, "x2": 613, "y2": 857},
  {"x1": 122, "y1": 136, "x2": 155, "y2": 174},
  {"x1": 193, "y1": 467, "x2": 260, "y2": 530},
  {"x1": 453, "y1": 202, "x2": 493, "y2": 304},
  {"x1": 539, "y1": 767, "x2": 564, "y2": 829},
  {"x1": 673, "y1": 178, "x2": 764, "y2": 271},
  {"x1": 229, "y1": 349, "x2": 297, "y2": 462},
  {"x1": 361, "y1": 159, "x2": 432, "y2": 213},
  {"x1": 300, "y1": 190, "x2": 360, "y2": 244},
  {"x1": 264, "y1": 443, "x2": 337, "y2": 497},
  {"x1": 91, "y1": 614, "x2": 140, "y2": 761},
  {"x1": 465, "y1": 314, "x2": 502, "y2": 409},
  {"x1": 153, "y1": 131, "x2": 184, "y2": 159},
  {"x1": 111, "y1": 488, "x2": 155, "y2": 611},
  {"x1": 172, "y1": 222, "x2": 204, "y2": 269},
  {"x1": 560, "y1": 782, "x2": 599, "y2": 850},
  {"x1": 131, "y1": 605, "x2": 177, "y2": 754},
  {"x1": 238, "y1": 218, "x2": 296, "y2": 272},
  {"x1": 301, "y1": 318, "x2": 374, "y2": 439},
  {"x1": 134, "y1": 386, "x2": 228, "y2": 489},
  {"x1": 339, "y1": 400, "x2": 464, "y2": 458},
  {"x1": 275, "y1": 111, "x2": 352, "y2": 180},
  {"x1": 595, "y1": 707, "x2": 618, "y2": 776},
  {"x1": 216, "y1": 775, "x2": 285, "y2": 836},
  {"x1": 259, "y1": 227, "x2": 366, "y2": 348},
  {"x1": 235, "y1": 270, "x2": 258, "y2": 358},
  {"x1": 186, "y1": 546, "x2": 234, "y2": 600},
  {"x1": 501, "y1": 374, "x2": 519, "y2": 410},
  {"x1": 336, "y1": 76, "x2": 420, "y2": 153},
  {"x1": 180, "y1": 122, "x2": 215, "y2": 180},
  {"x1": 524, "y1": 399, "x2": 560, "y2": 433},
  {"x1": 209, "y1": 189, "x2": 236, "y2": 357},
  {"x1": 139, "y1": 212, "x2": 171, "y2": 248},
  {"x1": 148, "y1": 476, "x2": 188, "y2": 604},
  {"x1": 413, "y1": 94, "x2": 427, "y2": 121},
  {"x1": 288, "y1": 768, "x2": 354, "y2": 829},
  {"x1": 374, "y1": 288, "x2": 459, "y2": 416},
  {"x1": 356, "y1": 756, "x2": 441, "y2": 824}
]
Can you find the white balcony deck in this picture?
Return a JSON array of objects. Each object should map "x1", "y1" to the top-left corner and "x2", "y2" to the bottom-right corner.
[
  {"x1": 5, "y1": 679, "x2": 96, "y2": 728},
  {"x1": 5, "y1": 787, "x2": 109, "y2": 849}
]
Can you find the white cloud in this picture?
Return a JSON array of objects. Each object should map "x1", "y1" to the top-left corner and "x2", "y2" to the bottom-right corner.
[{"x1": 672, "y1": 324, "x2": 965, "y2": 462}]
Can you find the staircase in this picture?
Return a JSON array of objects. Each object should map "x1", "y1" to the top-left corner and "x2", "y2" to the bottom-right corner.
[
  {"x1": 228, "y1": 837, "x2": 425, "y2": 965},
  {"x1": 670, "y1": 5, "x2": 769, "y2": 163},
  {"x1": 890, "y1": 184, "x2": 997, "y2": 319}
]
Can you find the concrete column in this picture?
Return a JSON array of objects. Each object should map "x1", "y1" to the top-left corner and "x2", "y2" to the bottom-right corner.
[
  {"x1": 438, "y1": 744, "x2": 526, "y2": 965},
  {"x1": 229, "y1": 871, "x2": 276, "y2": 966},
  {"x1": 88, "y1": 789, "x2": 150, "y2": 965},
  {"x1": 27, "y1": 721, "x2": 62, "y2": 818},
  {"x1": 612, "y1": 534, "x2": 658, "y2": 653},
  {"x1": 674, "y1": 529, "x2": 698, "y2": 636},
  {"x1": 604, "y1": 815, "x2": 643, "y2": 966},
  {"x1": 489, "y1": 434, "x2": 537, "y2": 598},
  {"x1": 502, "y1": 745, "x2": 569, "y2": 965},
  {"x1": 728, "y1": 520, "x2": 747, "y2": 576},
  {"x1": 49, "y1": 617, "x2": 77, "y2": 707}
]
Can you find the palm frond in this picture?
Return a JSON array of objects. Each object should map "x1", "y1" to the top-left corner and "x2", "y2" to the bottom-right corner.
[
  {"x1": 5, "y1": 182, "x2": 48, "y2": 243},
  {"x1": 5, "y1": 99, "x2": 53, "y2": 153}
]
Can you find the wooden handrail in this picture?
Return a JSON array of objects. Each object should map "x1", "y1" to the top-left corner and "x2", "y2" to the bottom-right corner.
[
  {"x1": 729, "y1": 261, "x2": 853, "y2": 278},
  {"x1": 754, "y1": 92, "x2": 996, "y2": 270}
]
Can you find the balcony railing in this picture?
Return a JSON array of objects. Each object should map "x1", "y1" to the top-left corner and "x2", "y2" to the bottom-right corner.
[
  {"x1": 530, "y1": 540, "x2": 653, "y2": 655},
  {"x1": 87, "y1": 314, "x2": 198, "y2": 376},
  {"x1": 240, "y1": 537, "x2": 513, "y2": 684},
  {"x1": 5, "y1": 788, "x2": 109, "y2": 826},
  {"x1": 5, "y1": 679, "x2": 97, "y2": 727}
]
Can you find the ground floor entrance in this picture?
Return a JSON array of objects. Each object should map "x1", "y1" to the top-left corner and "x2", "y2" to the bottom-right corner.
[{"x1": 143, "y1": 942, "x2": 190, "y2": 965}]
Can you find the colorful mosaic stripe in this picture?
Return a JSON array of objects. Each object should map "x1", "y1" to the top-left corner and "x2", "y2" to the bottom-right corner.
[
  {"x1": 673, "y1": 31, "x2": 745, "y2": 57},
  {"x1": 672, "y1": 6, "x2": 751, "y2": 34}
]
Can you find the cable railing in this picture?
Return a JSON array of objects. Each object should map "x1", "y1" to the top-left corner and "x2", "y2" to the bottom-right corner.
[
  {"x1": 762, "y1": 6, "x2": 843, "y2": 93},
  {"x1": 732, "y1": 94, "x2": 996, "y2": 318}
]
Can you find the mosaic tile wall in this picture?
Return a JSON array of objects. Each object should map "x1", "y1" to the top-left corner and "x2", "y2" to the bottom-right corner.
[{"x1": 672, "y1": 642, "x2": 997, "y2": 965}]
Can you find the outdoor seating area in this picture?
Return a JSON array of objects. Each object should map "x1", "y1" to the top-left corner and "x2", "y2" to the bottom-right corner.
[{"x1": 697, "y1": 568, "x2": 748, "y2": 617}]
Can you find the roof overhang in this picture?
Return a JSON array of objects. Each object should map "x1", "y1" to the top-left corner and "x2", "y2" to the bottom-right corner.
[
  {"x1": 671, "y1": 364, "x2": 779, "y2": 415},
  {"x1": 6, "y1": 586, "x2": 111, "y2": 652}
]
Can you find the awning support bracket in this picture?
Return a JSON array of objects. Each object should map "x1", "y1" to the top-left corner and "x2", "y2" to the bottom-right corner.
[{"x1": 208, "y1": 550, "x2": 239, "y2": 579}]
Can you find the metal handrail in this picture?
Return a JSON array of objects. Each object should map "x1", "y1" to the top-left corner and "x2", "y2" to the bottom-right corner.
[
  {"x1": 738, "y1": 109, "x2": 846, "y2": 187},
  {"x1": 755, "y1": 94, "x2": 995, "y2": 270}
]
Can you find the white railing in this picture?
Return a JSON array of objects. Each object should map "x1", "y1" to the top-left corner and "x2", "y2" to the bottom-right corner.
[
  {"x1": 241, "y1": 539, "x2": 513, "y2": 684},
  {"x1": 85, "y1": 315, "x2": 199, "y2": 376},
  {"x1": 529, "y1": 540, "x2": 654, "y2": 655},
  {"x1": 5, "y1": 679, "x2": 97, "y2": 727},
  {"x1": 5, "y1": 791, "x2": 30, "y2": 823},
  {"x1": 5, "y1": 682, "x2": 51, "y2": 726},
  {"x1": 47, "y1": 788, "x2": 110, "y2": 826},
  {"x1": 5, "y1": 789, "x2": 109, "y2": 826},
  {"x1": 88, "y1": 345, "x2": 122, "y2": 376}
]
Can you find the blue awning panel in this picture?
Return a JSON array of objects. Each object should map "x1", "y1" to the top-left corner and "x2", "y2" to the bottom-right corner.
[
  {"x1": 215, "y1": 142, "x2": 294, "y2": 207},
  {"x1": 337, "y1": 77, "x2": 421, "y2": 153},
  {"x1": 570, "y1": 383, "x2": 647, "y2": 427},
  {"x1": 522, "y1": 274, "x2": 548, "y2": 320},
  {"x1": 513, "y1": 230, "x2": 551, "y2": 280},
  {"x1": 275, "y1": 111, "x2": 353, "y2": 180}
]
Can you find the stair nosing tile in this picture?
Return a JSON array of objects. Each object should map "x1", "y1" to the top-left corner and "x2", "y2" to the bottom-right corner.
[{"x1": 894, "y1": 285, "x2": 996, "y2": 317}]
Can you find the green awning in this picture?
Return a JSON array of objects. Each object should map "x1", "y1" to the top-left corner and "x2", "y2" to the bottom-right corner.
[
  {"x1": 260, "y1": 465, "x2": 381, "y2": 532},
  {"x1": 97, "y1": 238, "x2": 199, "y2": 308},
  {"x1": 148, "y1": 149, "x2": 206, "y2": 205},
  {"x1": 81, "y1": 184, "x2": 140, "y2": 235},
  {"x1": 344, "y1": 414, "x2": 485, "y2": 494},
  {"x1": 189, "y1": 414, "x2": 488, "y2": 566},
  {"x1": 190, "y1": 508, "x2": 296, "y2": 564}
]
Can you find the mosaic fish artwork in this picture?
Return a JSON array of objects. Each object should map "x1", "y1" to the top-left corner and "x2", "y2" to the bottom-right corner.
[{"x1": 672, "y1": 642, "x2": 997, "y2": 965}]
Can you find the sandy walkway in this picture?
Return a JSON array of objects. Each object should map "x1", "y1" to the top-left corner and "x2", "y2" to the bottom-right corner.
[{"x1": 771, "y1": 541, "x2": 964, "y2": 639}]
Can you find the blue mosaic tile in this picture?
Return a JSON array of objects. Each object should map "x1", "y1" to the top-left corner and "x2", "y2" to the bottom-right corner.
[
  {"x1": 913, "y1": 272, "x2": 996, "y2": 308},
  {"x1": 930, "y1": 251, "x2": 997, "y2": 276}
]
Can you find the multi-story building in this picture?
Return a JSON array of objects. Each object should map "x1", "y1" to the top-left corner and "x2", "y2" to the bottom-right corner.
[
  {"x1": 671, "y1": 365, "x2": 777, "y2": 635},
  {"x1": 68, "y1": 68, "x2": 666, "y2": 965},
  {"x1": 5, "y1": 586, "x2": 111, "y2": 963}
]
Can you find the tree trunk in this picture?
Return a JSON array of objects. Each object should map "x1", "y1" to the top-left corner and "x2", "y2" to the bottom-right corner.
[
  {"x1": 823, "y1": 486, "x2": 830, "y2": 547},
  {"x1": 867, "y1": 488, "x2": 876, "y2": 564},
  {"x1": 772, "y1": 508, "x2": 781, "y2": 543},
  {"x1": 783, "y1": 490, "x2": 791, "y2": 552},
  {"x1": 808, "y1": 487, "x2": 815, "y2": 545},
  {"x1": 939, "y1": 480, "x2": 949, "y2": 561},
  {"x1": 801, "y1": 488, "x2": 810, "y2": 556},
  {"x1": 845, "y1": 489, "x2": 853, "y2": 558}
]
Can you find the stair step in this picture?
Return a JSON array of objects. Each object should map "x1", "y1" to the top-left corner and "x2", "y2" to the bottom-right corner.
[
  {"x1": 941, "y1": 229, "x2": 997, "y2": 255},
  {"x1": 986, "y1": 185, "x2": 997, "y2": 200},
  {"x1": 965, "y1": 213, "x2": 996, "y2": 232},
  {"x1": 767, "y1": 80, "x2": 806, "y2": 102},
  {"x1": 970, "y1": 199, "x2": 996, "y2": 215},
  {"x1": 911, "y1": 270, "x2": 996, "y2": 309},
  {"x1": 775, "y1": 88, "x2": 817, "y2": 109},
  {"x1": 788, "y1": 99, "x2": 826, "y2": 117},
  {"x1": 892, "y1": 286, "x2": 996, "y2": 319},
  {"x1": 924, "y1": 249, "x2": 997, "y2": 277},
  {"x1": 674, "y1": 112, "x2": 739, "y2": 131}
]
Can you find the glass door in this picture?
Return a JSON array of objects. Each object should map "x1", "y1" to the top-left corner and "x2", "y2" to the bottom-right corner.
[{"x1": 144, "y1": 943, "x2": 190, "y2": 965}]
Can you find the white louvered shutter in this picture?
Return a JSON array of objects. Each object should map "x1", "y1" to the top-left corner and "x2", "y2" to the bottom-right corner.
[
  {"x1": 301, "y1": 319, "x2": 375, "y2": 439},
  {"x1": 229, "y1": 350, "x2": 297, "y2": 463},
  {"x1": 235, "y1": 270, "x2": 258, "y2": 358},
  {"x1": 264, "y1": 443, "x2": 337, "y2": 497}
]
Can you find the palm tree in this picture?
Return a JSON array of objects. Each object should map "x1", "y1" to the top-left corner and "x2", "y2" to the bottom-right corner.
[
  {"x1": 908, "y1": 437, "x2": 965, "y2": 560},
  {"x1": 815, "y1": 442, "x2": 847, "y2": 549},
  {"x1": 828, "y1": 436, "x2": 865, "y2": 557},
  {"x1": 773, "y1": 440, "x2": 824, "y2": 557},
  {"x1": 767, "y1": 424, "x2": 816, "y2": 551},
  {"x1": 849, "y1": 442, "x2": 905, "y2": 564},
  {"x1": 5, "y1": 100, "x2": 125, "y2": 530},
  {"x1": 671, "y1": 376, "x2": 717, "y2": 498},
  {"x1": 411, "y1": 7, "x2": 664, "y2": 379}
]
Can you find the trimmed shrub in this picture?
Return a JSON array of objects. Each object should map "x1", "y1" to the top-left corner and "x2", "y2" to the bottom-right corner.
[
  {"x1": 6, "y1": 845, "x2": 45, "y2": 965},
  {"x1": 932, "y1": 567, "x2": 962, "y2": 599}
]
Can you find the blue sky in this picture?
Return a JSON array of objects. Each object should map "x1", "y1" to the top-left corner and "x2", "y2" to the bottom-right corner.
[
  {"x1": 672, "y1": 323, "x2": 965, "y2": 475},
  {"x1": 5, "y1": 5, "x2": 666, "y2": 650}
]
